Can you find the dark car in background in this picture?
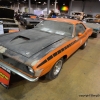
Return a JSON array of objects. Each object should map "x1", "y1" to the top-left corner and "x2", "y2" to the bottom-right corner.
[
  {"x1": 20, "y1": 13, "x2": 42, "y2": 29},
  {"x1": 84, "y1": 14, "x2": 93, "y2": 18},
  {"x1": 0, "y1": 7, "x2": 19, "y2": 34},
  {"x1": 83, "y1": 18, "x2": 100, "y2": 37}
]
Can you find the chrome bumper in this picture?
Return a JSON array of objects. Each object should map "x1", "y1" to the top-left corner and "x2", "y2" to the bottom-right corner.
[{"x1": 0, "y1": 61, "x2": 39, "y2": 82}]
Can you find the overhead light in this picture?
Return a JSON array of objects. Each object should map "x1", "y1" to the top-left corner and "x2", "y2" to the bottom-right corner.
[
  {"x1": 52, "y1": 4, "x2": 54, "y2": 5},
  {"x1": 43, "y1": 2, "x2": 46, "y2": 5},
  {"x1": 38, "y1": 2, "x2": 41, "y2": 3},
  {"x1": 44, "y1": 2, "x2": 46, "y2": 4},
  {"x1": 63, "y1": 3, "x2": 65, "y2": 5}
]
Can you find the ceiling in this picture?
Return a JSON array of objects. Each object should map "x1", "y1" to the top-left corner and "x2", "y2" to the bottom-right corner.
[
  {"x1": 0, "y1": 0, "x2": 71, "y2": 6},
  {"x1": 0, "y1": 0, "x2": 99, "y2": 6}
]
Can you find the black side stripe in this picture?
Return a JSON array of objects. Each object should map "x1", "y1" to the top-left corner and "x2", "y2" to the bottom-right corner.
[
  {"x1": 37, "y1": 35, "x2": 87, "y2": 68},
  {"x1": 47, "y1": 55, "x2": 53, "y2": 61},
  {"x1": 53, "y1": 52, "x2": 58, "y2": 57},
  {"x1": 37, "y1": 60, "x2": 47, "y2": 68}
]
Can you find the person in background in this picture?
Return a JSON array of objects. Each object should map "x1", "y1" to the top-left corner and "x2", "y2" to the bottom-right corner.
[{"x1": 48, "y1": 10, "x2": 57, "y2": 18}]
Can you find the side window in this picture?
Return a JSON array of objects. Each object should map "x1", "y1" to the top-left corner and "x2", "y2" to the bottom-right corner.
[{"x1": 75, "y1": 24, "x2": 86, "y2": 36}]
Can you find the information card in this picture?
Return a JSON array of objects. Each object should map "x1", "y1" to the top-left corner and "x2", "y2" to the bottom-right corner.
[{"x1": 0, "y1": 21, "x2": 4, "y2": 35}]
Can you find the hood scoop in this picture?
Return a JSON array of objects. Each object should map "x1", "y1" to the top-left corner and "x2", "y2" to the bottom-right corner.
[
  {"x1": 10, "y1": 36, "x2": 30, "y2": 45},
  {"x1": 0, "y1": 29, "x2": 65, "y2": 58}
]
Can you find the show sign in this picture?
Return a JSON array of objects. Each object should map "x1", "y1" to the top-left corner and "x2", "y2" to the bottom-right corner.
[{"x1": 0, "y1": 66, "x2": 11, "y2": 88}]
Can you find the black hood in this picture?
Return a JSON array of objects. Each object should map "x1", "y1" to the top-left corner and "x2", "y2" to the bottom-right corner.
[
  {"x1": 0, "y1": 29, "x2": 65, "y2": 58},
  {"x1": 0, "y1": 8, "x2": 14, "y2": 19}
]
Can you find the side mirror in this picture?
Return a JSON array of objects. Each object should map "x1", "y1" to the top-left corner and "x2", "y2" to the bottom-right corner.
[{"x1": 78, "y1": 33, "x2": 82, "y2": 36}]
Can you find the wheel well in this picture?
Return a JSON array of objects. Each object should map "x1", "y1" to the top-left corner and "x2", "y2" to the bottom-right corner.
[{"x1": 62, "y1": 55, "x2": 67, "y2": 61}]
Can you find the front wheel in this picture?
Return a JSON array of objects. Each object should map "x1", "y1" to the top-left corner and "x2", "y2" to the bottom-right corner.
[{"x1": 46, "y1": 58, "x2": 63, "y2": 80}]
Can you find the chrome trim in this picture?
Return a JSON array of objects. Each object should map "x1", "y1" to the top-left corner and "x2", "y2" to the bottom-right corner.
[{"x1": 0, "y1": 61, "x2": 39, "y2": 82}]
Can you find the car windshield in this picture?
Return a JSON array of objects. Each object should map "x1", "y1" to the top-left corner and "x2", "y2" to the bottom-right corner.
[{"x1": 34, "y1": 20, "x2": 73, "y2": 36}]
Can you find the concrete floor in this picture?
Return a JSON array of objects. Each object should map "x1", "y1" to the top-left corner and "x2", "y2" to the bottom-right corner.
[{"x1": 0, "y1": 29, "x2": 100, "y2": 100}]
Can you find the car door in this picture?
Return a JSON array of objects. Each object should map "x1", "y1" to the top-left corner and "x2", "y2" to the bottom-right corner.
[
  {"x1": 75, "y1": 23, "x2": 87, "y2": 47},
  {"x1": 63, "y1": 23, "x2": 86, "y2": 57},
  {"x1": 67, "y1": 23, "x2": 87, "y2": 56}
]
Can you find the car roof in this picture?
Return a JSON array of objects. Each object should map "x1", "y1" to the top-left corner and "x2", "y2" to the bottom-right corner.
[{"x1": 46, "y1": 18, "x2": 81, "y2": 25}]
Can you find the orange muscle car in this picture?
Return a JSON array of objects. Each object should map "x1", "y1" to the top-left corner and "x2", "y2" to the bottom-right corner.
[{"x1": 0, "y1": 18, "x2": 93, "y2": 86}]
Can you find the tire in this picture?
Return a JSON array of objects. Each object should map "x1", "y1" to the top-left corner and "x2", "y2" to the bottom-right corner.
[
  {"x1": 80, "y1": 40, "x2": 88, "y2": 50},
  {"x1": 46, "y1": 58, "x2": 63, "y2": 80},
  {"x1": 25, "y1": 25, "x2": 28, "y2": 29},
  {"x1": 91, "y1": 32, "x2": 98, "y2": 38},
  {"x1": 20, "y1": 22, "x2": 23, "y2": 25}
]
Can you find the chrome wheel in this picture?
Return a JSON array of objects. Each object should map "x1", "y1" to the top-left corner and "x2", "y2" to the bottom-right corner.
[
  {"x1": 80, "y1": 39, "x2": 88, "y2": 50},
  {"x1": 84, "y1": 41, "x2": 87, "y2": 47},
  {"x1": 53, "y1": 60, "x2": 63, "y2": 76},
  {"x1": 46, "y1": 58, "x2": 63, "y2": 80}
]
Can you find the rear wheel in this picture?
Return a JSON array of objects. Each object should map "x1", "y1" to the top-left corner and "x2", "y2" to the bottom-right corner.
[
  {"x1": 80, "y1": 40, "x2": 88, "y2": 49},
  {"x1": 46, "y1": 58, "x2": 63, "y2": 80},
  {"x1": 20, "y1": 22, "x2": 23, "y2": 25},
  {"x1": 91, "y1": 32, "x2": 98, "y2": 38},
  {"x1": 25, "y1": 25, "x2": 28, "y2": 29}
]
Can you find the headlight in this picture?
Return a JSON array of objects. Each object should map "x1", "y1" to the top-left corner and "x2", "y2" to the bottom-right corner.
[{"x1": 28, "y1": 66, "x2": 34, "y2": 73}]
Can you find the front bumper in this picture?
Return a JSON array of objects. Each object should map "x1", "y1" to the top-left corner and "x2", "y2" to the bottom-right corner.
[
  {"x1": 0, "y1": 61, "x2": 39, "y2": 82},
  {"x1": 27, "y1": 22, "x2": 39, "y2": 27}
]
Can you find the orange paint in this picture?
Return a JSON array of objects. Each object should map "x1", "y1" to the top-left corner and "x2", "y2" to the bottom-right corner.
[
  {"x1": 33, "y1": 18, "x2": 93, "y2": 77},
  {"x1": 0, "y1": 18, "x2": 93, "y2": 79},
  {"x1": 30, "y1": 16, "x2": 37, "y2": 19},
  {"x1": 9, "y1": 29, "x2": 19, "y2": 33}
]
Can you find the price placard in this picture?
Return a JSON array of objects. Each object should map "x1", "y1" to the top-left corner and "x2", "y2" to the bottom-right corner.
[
  {"x1": 0, "y1": 21, "x2": 4, "y2": 35},
  {"x1": 0, "y1": 67, "x2": 11, "y2": 88}
]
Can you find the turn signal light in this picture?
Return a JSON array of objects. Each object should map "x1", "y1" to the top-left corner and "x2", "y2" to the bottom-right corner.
[{"x1": 9, "y1": 29, "x2": 19, "y2": 33}]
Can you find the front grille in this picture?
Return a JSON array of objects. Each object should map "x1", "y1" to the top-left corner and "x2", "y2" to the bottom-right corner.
[
  {"x1": 0, "y1": 54, "x2": 34, "y2": 76},
  {"x1": 3, "y1": 24, "x2": 18, "y2": 27},
  {"x1": 30, "y1": 22, "x2": 39, "y2": 25}
]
